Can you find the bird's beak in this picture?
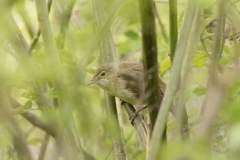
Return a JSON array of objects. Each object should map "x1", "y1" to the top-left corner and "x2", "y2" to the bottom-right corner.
[{"x1": 85, "y1": 79, "x2": 94, "y2": 86}]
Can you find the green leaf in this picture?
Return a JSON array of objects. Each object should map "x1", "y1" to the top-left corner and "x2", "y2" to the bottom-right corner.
[
  {"x1": 48, "y1": 89, "x2": 58, "y2": 99},
  {"x1": 55, "y1": 34, "x2": 65, "y2": 49},
  {"x1": 220, "y1": 55, "x2": 233, "y2": 66},
  {"x1": 160, "y1": 58, "x2": 171, "y2": 73},
  {"x1": 167, "y1": 119, "x2": 174, "y2": 133},
  {"x1": 23, "y1": 100, "x2": 32, "y2": 110},
  {"x1": 184, "y1": 85, "x2": 199, "y2": 104},
  {"x1": 124, "y1": 30, "x2": 139, "y2": 40},
  {"x1": 13, "y1": 100, "x2": 32, "y2": 115},
  {"x1": 193, "y1": 53, "x2": 209, "y2": 67},
  {"x1": 193, "y1": 86, "x2": 207, "y2": 96},
  {"x1": 133, "y1": 150, "x2": 146, "y2": 160},
  {"x1": 175, "y1": 85, "x2": 199, "y2": 103},
  {"x1": 21, "y1": 91, "x2": 39, "y2": 101},
  {"x1": 223, "y1": 45, "x2": 232, "y2": 55}
]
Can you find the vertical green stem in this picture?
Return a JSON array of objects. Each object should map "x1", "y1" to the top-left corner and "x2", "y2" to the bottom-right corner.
[
  {"x1": 138, "y1": 0, "x2": 164, "y2": 139},
  {"x1": 169, "y1": 0, "x2": 189, "y2": 139},
  {"x1": 169, "y1": 0, "x2": 178, "y2": 62},
  {"x1": 35, "y1": 0, "x2": 85, "y2": 159},
  {"x1": 91, "y1": 0, "x2": 126, "y2": 159},
  {"x1": 147, "y1": 1, "x2": 197, "y2": 159}
]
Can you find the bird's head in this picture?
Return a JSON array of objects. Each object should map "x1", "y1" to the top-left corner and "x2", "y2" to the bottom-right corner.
[{"x1": 86, "y1": 63, "x2": 116, "y2": 90}]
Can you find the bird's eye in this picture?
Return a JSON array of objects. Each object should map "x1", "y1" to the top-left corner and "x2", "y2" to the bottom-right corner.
[{"x1": 100, "y1": 71, "x2": 106, "y2": 77}]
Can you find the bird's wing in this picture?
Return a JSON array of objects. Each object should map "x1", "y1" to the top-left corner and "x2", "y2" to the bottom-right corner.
[{"x1": 117, "y1": 62, "x2": 144, "y2": 100}]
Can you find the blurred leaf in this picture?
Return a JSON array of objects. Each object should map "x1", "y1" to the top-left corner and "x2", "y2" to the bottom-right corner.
[
  {"x1": 176, "y1": 85, "x2": 199, "y2": 104},
  {"x1": 167, "y1": 119, "x2": 174, "y2": 133},
  {"x1": 124, "y1": 30, "x2": 139, "y2": 40},
  {"x1": 184, "y1": 85, "x2": 199, "y2": 103},
  {"x1": 55, "y1": 34, "x2": 65, "y2": 49},
  {"x1": 23, "y1": 100, "x2": 32, "y2": 110},
  {"x1": 193, "y1": 86, "x2": 207, "y2": 96},
  {"x1": 34, "y1": 47, "x2": 46, "y2": 64},
  {"x1": 193, "y1": 53, "x2": 209, "y2": 67},
  {"x1": 220, "y1": 55, "x2": 233, "y2": 66},
  {"x1": 48, "y1": 88, "x2": 57, "y2": 99},
  {"x1": 133, "y1": 150, "x2": 146, "y2": 160},
  {"x1": 21, "y1": 91, "x2": 39, "y2": 101},
  {"x1": 13, "y1": 100, "x2": 32, "y2": 115},
  {"x1": 160, "y1": 58, "x2": 171, "y2": 74},
  {"x1": 223, "y1": 45, "x2": 232, "y2": 55},
  {"x1": 80, "y1": 3, "x2": 95, "y2": 20},
  {"x1": 189, "y1": 117, "x2": 202, "y2": 128}
]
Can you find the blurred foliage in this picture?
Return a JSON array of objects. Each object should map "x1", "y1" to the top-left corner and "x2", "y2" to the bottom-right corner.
[{"x1": 0, "y1": 0, "x2": 240, "y2": 159}]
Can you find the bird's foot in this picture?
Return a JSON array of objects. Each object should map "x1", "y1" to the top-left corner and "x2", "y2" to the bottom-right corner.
[
  {"x1": 129, "y1": 106, "x2": 147, "y2": 125},
  {"x1": 129, "y1": 113, "x2": 143, "y2": 125}
]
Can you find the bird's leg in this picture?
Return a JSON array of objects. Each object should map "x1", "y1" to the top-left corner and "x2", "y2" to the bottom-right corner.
[
  {"x1": 129, "y1": 106, "x2": 147, "y2": 124},
  {"x1": 121, "y1": 101, "x2": 147, "y2": 125}
]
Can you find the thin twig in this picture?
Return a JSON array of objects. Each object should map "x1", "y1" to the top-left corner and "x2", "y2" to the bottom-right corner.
[
  {"x1": 154, "y1": 3, "x2": 168, "y2": 43},
  {"x1": 199, "y1": 0, "x2": 231, "y2": 137},
  {"x1": 8, "y1": 96, "x2": 57, "y2": 138},
  {"x1": 27, "y1": 0, "x2": 53, "y2": 55},
  {"x1": 121, "y1": 102, "x2": 147, "y2": 148},
  {"x1": 105, "y1": 144, "x2": 114, "y2": 160}
]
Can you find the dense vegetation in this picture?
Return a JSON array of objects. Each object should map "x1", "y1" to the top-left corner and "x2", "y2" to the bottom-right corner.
[{"x1": 0, "y1": 0, "x2": 240, "y2": 159}]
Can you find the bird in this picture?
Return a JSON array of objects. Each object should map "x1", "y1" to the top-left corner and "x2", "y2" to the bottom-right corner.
[{"x1": 86, "y1": 61, "x2": 171, "y2": 110}]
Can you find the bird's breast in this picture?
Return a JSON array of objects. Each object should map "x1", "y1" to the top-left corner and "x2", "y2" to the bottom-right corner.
[{"x1": 107, "y1": 77, "x2": 145, "y2": 105}]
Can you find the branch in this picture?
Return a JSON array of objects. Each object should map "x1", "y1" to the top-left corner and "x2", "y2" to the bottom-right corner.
[
  {"x1": 8, "y1": 96, "x2": 57, "y2": 138},
  {"x1": 38, "y1": 133, "x2": 50, "y2": 160},
  {"x1": 59, "y1": 0, "x2": 76, "y2": 36},
  {"x1": 0, "y1": 91, "x2": 33, "y2": 160},
  {"x1": 121, "y1": 102, "x2": 147, "y2": 148}
]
